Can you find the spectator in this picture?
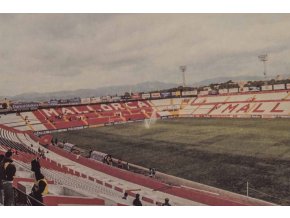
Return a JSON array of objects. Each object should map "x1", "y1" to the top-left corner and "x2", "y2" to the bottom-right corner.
[
  {"x1": 149, "y1": 168, "x2": 153, "y2": 177},
  {"x1": 108, "y1": 155, "x2": 113, "y2": 166},
  {"x1": 31, "y1": 156, "x2": 41, "y2": 175},
  {"x1": 29, "y1": 172, "x2": 48, "y2": 206},
  {"x1": 103, "y1": 155, "x2": 108, "y2": 164},
  {"x1": 122, "y1": 192, "x2": 128, "y2": 200},
  {"x1": 117, "y1": 159, "x2": 123, "y2": 168},
  {"x1": 0, "y1": 153, "x2": 5, "y2": 205},
  {"x1": 103, "y1": 154, "x2": 113, "y2": 165},
  {"x1": 152, "y1": 168, "x2": 156, "y2": 178},
  {"x1": 88, "y1": 149, "x2": 93, "y2": 158},
  {"x1": 162, "y1": 198, "x2": 171, "y2": 206},
  {"x1": 40, "y1": 149, "x2": 45, "y2": 158},
  {"x1": 126, "y1": 162, "x2": 130, "y2": 170},
  {"x1": 0, "y1": 153, "x2": 5, "y2": 162},
  {"x1": 0, "y1": 150, "x2": 16, "y2": 206},
  {"x1": 133, "y1": 194, "x2": 142, "y2": 206}
]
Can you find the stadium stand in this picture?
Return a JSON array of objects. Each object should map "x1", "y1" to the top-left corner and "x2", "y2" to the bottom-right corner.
[
  {"x1": 1, "y1": 91, "x2": 290, "y2": 132},
  {"x1": 1, "y1": 90, "x2": 290, "y2": 132},
  {"x1": 1, "y1": 89, "x2": 290, "y2": 205},
  {"x1": 179, "y1": 90, "x2": 290, "y2": 118}
]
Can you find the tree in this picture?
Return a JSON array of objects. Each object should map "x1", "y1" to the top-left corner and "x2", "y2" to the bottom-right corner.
[
  {"x1": 2, "y1": 102, "x2": 7, "y2": 109},
  {"x1": 124, "y1": 92, "x2": 130, "y2": 97}
]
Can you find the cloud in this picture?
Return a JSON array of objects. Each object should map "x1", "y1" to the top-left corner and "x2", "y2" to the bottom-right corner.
[{"x1": 0, "y1": 14, "x2": 290, "y2": 96}]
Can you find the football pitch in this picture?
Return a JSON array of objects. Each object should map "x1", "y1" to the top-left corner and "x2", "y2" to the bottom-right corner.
[{"x1": 52, "y1": 118, "x2": 290, "y2": 205}]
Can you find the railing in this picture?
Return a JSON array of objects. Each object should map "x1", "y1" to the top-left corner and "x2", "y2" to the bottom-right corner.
[
  {"x1": 13, "y1": 158, "x2": 123, "y2": 204},
  {"x1": 13, "y1": 187, "x2": 45, "y2": 206}
]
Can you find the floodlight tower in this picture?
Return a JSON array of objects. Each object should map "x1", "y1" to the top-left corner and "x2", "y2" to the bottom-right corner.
[
  {"x1": 179, "y1": 65, "x2": 187, "y2": 87},
  {"x1": 258, "y1": 54, "x2": 268, "y2": 80}
]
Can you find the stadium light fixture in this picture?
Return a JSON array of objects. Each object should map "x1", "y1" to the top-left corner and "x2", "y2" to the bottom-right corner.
[
  {"x1": 179, "y1": 65, "x2": 187, "y2": 87},
  {"x1": 258, "y1": 54, "x2": 268, "y2": 80}
]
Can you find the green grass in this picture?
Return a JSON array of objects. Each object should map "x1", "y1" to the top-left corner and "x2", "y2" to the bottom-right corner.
[{"x1": 52, "y1": 118, "x2": 290, "y2": 205}]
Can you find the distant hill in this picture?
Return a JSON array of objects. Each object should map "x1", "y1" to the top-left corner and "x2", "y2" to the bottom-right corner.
[
  {"x1": 9, "y1": 81, "x2": 178, "y2": 102},
  {"x1": 191, "y1": 74, "x2": 290, "y2": 87},
  {"x1": 7, "y1": 74, "x2": 290, "y2": 102},
  {"x1": 191, "y1": 75, "x2": 263, "y2": 87}
]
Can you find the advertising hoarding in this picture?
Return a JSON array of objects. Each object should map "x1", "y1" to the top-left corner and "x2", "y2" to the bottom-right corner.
[
  {"x1": 141, "y1": 93, "x2": 150, "y2": 99},
  {"x1": 273, "y1": 84, "x2": 285, "y2": 90},
  {"x1": 151, "y1": 92, "x2": 161, "y2": 98},
  {"x1": 182, "y1": 90, "x2": 197, "y2": 96}
]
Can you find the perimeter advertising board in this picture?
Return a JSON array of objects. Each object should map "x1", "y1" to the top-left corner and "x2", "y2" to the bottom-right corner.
[
  {"x1": 171, "y1": 91, "x2": 181, "y2": 97},
  {"x1": 239, "y1": 87, "x2": 249, "y2": 92},
  {"x1": 218, "y1": 89, "x2": 228, "y2": 94},
  {"x1": 101, "y1": 96, "x2": 112, "y2": 102},
  {"x1": 49, "y1": 100, "x2": 59, "y2": 106},
  {"x1": 131, "y1": 93, "x2": 141, "y2": 99},
  {"x1": 228, "y1": 88, "x2": 239, "y2": 93},
  {"x1": 112, "y1": 96, "x2": 121, "y2": 101},
  {"x1": 261, "y1": 85, "x2": 273, "y2": 91},
  {"x1": 59, "y1": 99, "x2": 69, "y2": 104},
  {"x1": 209, "y1": 90, "x2": 218, "y2": 95},
  {"x1": 81, "y1": 98, "x2": 91, "y2": 104},
  {"x1": 90, "y1": 97, "x2": 101, "y2": 103},
  {"x1": 68, "y1": 98, "x2": 81, "y2": 104},
  {"x1": 160, "y1": 92, "x2": 171, "y2": 98},
  {"x1": 141, "y1": 93, "x2": 150, "y2": 99},
  {"x1": 199, "y1": 90, "x2": 209, "y2": 96},
  {"x1": 12, "y1": 102, "x2": 39, "y2": 111},
  {"x1": 151, "y1": 92, "x2": 161, "y2": 98},
  {"x1": 248, "y1": 87, "x2": 260, "y2": 91},
  {"x1": 182, "y1": 90, "x2": 197, "y2": 96},
  {"x1": 273, "y1": 84, "x2": 285, "y2": 90}
]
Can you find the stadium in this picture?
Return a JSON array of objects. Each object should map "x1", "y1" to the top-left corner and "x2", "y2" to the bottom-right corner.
[
  {"x1": 1, "y1": 79, "x2": 290, "y2": 206},
  {"x1": 1, "y1": 13, "x2": 290, "y2": 209}
]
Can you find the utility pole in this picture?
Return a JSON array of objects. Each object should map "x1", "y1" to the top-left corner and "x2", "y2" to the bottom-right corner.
[{"x1": 258, "y1": 54, "x2": 268, "y2": 81}]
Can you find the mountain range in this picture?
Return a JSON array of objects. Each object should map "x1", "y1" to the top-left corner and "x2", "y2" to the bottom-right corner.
[
  {"x1": 3, "y1": 74, "x2": 289, "y2": 102},
  {"x1": 7, "y1": 81, "x2": 178, "y2": 102}
]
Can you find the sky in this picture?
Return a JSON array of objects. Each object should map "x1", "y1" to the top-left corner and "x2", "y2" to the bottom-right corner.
[{"x1": 1, "y1": 14, "x2": 290, "y2": 96}]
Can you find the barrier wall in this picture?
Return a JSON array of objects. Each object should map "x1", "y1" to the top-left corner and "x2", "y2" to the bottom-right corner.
[{"x1": 43, "y1": 195, "x2": 105, "y2": 206}]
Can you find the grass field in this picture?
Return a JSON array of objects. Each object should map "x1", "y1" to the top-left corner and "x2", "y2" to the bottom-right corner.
[{"x1": 52, "y1": 118, "x2": 290, "y2": 205}]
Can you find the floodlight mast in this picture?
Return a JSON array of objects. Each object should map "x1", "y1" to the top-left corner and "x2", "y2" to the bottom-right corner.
[
  {"x1": 179, "y1": 66, "x2": 187, "y2": 87},
  {"x1": 258, "y1": 54, "x2": 268, "y2": 80}
]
